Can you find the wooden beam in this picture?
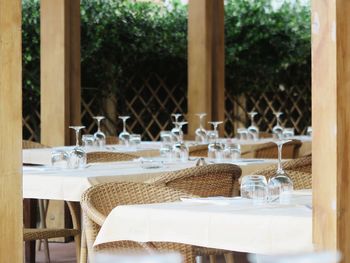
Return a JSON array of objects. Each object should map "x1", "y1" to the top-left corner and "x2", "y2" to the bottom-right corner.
[
  {"x1": 41, "y1": 0, "x2": 81, "y2": 147},
  {"x1": 0, "y1": 0, "x2": 23, "y2": 261},
  {"x1": 312, "y1": 0, "x2": 350, "y2": 261},
  {"x1": 40, "y1": 0, "x2": 81, "y2": 241},
  {"x1": 187, "y1": 0, "x2": 225, "y2": 136}
]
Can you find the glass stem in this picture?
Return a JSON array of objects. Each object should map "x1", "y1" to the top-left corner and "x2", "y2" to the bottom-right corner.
[
  {"x1": 75, "y1": 130, "x2": 79, "y2": 147},
  {"x1": 97, "y1": 120, "x2": 101, "y2": 132},
  {"x1": 123, "y1": 120, "x2": 126, "y2": 133},
  {"x1": 199, "y1": 117, "x2": 204, "y2": 130},
  {"x1": 277, "y1": 143, "x2": 284, "y2": 174}
]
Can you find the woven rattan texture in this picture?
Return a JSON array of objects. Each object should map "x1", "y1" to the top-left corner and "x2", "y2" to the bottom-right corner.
[
  {"x1": 81, "y1": 182, "x2": 196, "y2": 262},
  {"x1": 23, "y1": 228, "x2": 79, "y2": 241},
  {"x1": 22, "y1": 140, "x2": 49, "y2": 149},
  {"x1": 87, "y1": 151, "x2": 138, "y2": 163},
  {"x1": 189, "y1": 145, "x2": 208, "y2": 157},
  {"x1": 147, "y1": 163, "x2": 242, "y2": 197}
]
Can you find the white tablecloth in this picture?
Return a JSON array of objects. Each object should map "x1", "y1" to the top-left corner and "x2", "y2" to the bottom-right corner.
[
  {"x1": 95, "y1": 191, "x2": 313, "y2": 255},
  {"x1": 23, "y1": 142, "x2": 162, "y2": 165},
  {"x1": 22, "y1": 159, "x2": 278, "y2": 201}
]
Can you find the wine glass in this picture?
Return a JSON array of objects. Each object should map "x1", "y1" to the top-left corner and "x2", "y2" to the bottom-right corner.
[
  {"x1": 247, "y1": 111, "x2": 259, "y2": 140},
  {"x1": 171, "y1": 113, "x2": 183, "y2": 142},
  {"x1": 82, "y1": 134, "x2": 95, "y2": 149},
  {"x1": 267, "y1": 139, "x2": 294, "y2": 203},
  {"x1": 160, "y1": 131, "x2": 174, "y2": 159},
  {"x1": 51, "y1": 150, "x2": 69, "y2": 168},
  {"x1": 223, "y1": 140, "x2": 241, "y2": 160},
  {"x1": 207, "y1": 121, "x2": 224, "y2": 161},
  {"x1": 118, "y1": 116, "x2": 131, "y2": 145},
  {"x1": 68, "y1": 126, "x2": 87, "y2": 169},
  {"x1": 93, "y1": 116, "x2": 106, "y2": 148},
  {"x1": 172, "y1": 122, "x2": 189, "y2": 162},
  {"x1": 195, "y1": 113, "x2": 207, "y2": 143},
  {"x1": 236, "y1": 128, "x2": 249, "y2": 140},
  {"x1": 272, "y1": 112, "x2": 284, "y2": 139},
  {"x1": 282, "y1": 128, "x2": 295, "y2": 138},
  {"x1": 306, "y1": 126, "x2": 312, "y2": 137},
  {"x1": 240, "y1": 175, "x2": 268, "y2": 204}
]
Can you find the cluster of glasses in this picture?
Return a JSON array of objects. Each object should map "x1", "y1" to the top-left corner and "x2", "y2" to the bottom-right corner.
[
  {"x1": 271, "y1": 112, "x2": 296, "y2": 139},
  {"x1": 159, "y1": 114, "x2": 189, "y2": 162},
  {"x1": 240, "y1": 140, "x2": 294, "y2": 204},
  {"x1": 51, "y1": 115, "x2": 142, "y2": 169},
  {"x1": 236, "y1": 112, "x2": 260, "y2": 140},
  {"x1": 51, "y1": 125, "x2": 87, "y2": 169}
]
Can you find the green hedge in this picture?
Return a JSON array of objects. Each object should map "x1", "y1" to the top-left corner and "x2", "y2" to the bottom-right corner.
[{"x1": 22, "y1": 0, "x2": 310, "y2": 101}]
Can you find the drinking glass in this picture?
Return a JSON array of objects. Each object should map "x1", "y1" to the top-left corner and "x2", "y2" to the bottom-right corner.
[
  {"x1": 195, "y1": 113, "x2": 207, "y2": 143},
  {"x1": 68, "y1": 126, "x2": 87, "y2": 169},
  {"x1": 272, "y1": 112, "x2": 284, "y2": 139},
  {"x1": 207, "y1": 130, "x2": 218, "y2": 143},
  {"x1": 307, "y1": 126, "x2": 312, "y2": 137},
  {"x1": 130, "y1": 134, "x2": 141, "y2": 146},
  {"x1": 267, "y1": 140, "x2": 294, "y2": 203},
  {"x1": 82, "y1": 134, "x2": 95, "y2": 148},
  {"x1": 240, "y1": 175, "x2": 268, "y2": 204},
  {"x1": 51, "y1": 150, "x2": 69, "y2": 168},
  {"x1": 236, "y1": 128, "x2": 249, "y2": 140},
  {"x1": 247, "y1": 112, "x2": 259, "y2": 140},
  {"x1": 223, "y1": 140, "x2": 241, "y2": 160},
  {"x1": 172, "y1": 122, "x2": 189, "y2": 162},
  {"x1": 282, "y1": 128, "x2": 295, "y2": 138},
  {"x1": 93, "y1": 116, "x2": 106, "y2": 148},
  {"x1": 207, "y1": 121, "x2": 224, "y2": 161},
  {"x1": 160, "y1": 131, "x2": 174, "y2": 159},
  {"x1": 119, "y1": 116, "x2": 131, "y2": 145}
]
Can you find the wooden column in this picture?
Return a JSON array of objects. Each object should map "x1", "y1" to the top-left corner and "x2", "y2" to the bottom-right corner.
[
  {"x1": 41, "y1": 0, "x2": 81, "y2": 146},
  {"x1": 40, "y1": 0, "x2": 81, "y2": 241},
  {"x1": 187, "y1": 0, "x2": 225, "y2": 136},
  {"x1": 0, "y1": 0, "x2": 23, "y2": 261},
  {"x1": 312, "y1": 0, "x2": 350, "y2": 261}
]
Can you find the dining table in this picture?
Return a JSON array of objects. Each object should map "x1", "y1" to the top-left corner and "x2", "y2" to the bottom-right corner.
[{"x1": 95, "y1": 190, "x2": 313, "y2": 255}]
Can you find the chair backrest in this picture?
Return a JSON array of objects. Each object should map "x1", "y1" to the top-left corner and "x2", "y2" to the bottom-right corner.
[
  {"x1": 86, "y1": 151, "x2": 137, "y2": 163},
  {"x1": 81, "y1": 182, "x2": 194, "y2": 261},
  {"x1": 253, "y1": 140, "x2": 302, "y2": 159},
  {"x1": 147, "y1": 163, "x2": 242, "y2": 197},
  {"x1": 105, "y1": 136, "x2": 119, "y2": 145},
  {"x1": 253, "y1": 155, "x2": 312, "y2": 190},
  {"x1": 22, "y1": 140, "x2": 49, "y2": 149},
  {"x1": 189, "y1": 144, "x2": 208, "y2": 157}
]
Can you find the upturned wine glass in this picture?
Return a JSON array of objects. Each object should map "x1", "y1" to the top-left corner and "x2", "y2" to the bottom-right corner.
[
  {"x1": 68, "y1": 126, "x2": 87, "y2": 169},
  {"x1": 118, "y1": 116, "x2": 131, "y2": 145},
  {"x1": 267, "y1": 139, "x2": 294, "y2": 203},
  {"x1": 172, "y1": 122, "x2": 189, "y2": 162},
  {"x1": 195, "y1": 113, "x2": 207, "y2": 143},
  {"x1": 247, "y1": 111, "x2": 259, "y2": 140},
  {"x1": 272, "y1": 112, "x2": 284, "y2": 139},
  {"x1": 160, "y1": 131, "x2": 174, "y2": 159},
  {"x1": 93, "y1": 116, "x2": 106, "y2": 148},
  {"x1": 207, "y1": 121, "x2": 224, "y2": 161},
  {"x1": 171, "y1": 113, "x2": 183, "y2": 142}
]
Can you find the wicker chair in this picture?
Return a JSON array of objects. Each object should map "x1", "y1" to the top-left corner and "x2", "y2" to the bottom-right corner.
[
  {"x1": 87, "y1": 151, "x2": 138, "y2": 163},
  {"x1": 244, "y1": 140, "x2": 302, "y2": 159},
  {"x1": 147, "y1": 164, "x2": 242, "y2": 263},
  {"x1": 80, "y1": 182, "x2": 196, "y2": 262},
  {"x1": 189, "y1": 145, "x2": 208, "y2": 157},
  {"x1": 147, "y1": 163, "x2": 242, "y2": 197},
  {"x1": 106, "y1": 136, "x2": 119, "y2": 145},
  {"x1": 254, "y1": 155, "x2": 312, "y2": 189}
]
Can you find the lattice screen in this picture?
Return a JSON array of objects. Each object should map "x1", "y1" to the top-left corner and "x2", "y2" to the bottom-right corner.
[
  {"x1": 224, "y1": 86, "x2": 311, "y2": 137},
  {"x1": 23, "y1": 83, "x2": 310, "y2": 141}
]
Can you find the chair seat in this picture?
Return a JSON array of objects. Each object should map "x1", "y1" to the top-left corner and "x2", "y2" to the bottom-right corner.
[{"x1": 23, "y1": 228, "x2": 80, "y2": 241}]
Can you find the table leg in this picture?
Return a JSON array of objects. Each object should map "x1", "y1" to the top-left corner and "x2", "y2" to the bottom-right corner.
[{"x1": 23, "y1": 199, "x2": 37, "y2": 263}]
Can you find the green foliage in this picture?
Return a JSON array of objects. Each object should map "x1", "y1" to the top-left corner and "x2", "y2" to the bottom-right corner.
[
  {"x1": 225, "y1": 0, "x2": 311, "y2": 94},
  {"x1": 22, "y1": 0, "x2": 311, "y2": 98}
]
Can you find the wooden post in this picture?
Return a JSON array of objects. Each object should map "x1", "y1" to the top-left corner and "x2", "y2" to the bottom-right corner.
[
  {"x1": 0, "y1": 0, "x2": 23, "y2": 261},
  {"x1": 41, "y1": 0, "x2": 81, "y2": 146},
  {"x1": 40, "y1": 0, "x2": 81, "y2": 241},
  {"x1": 312, "y1": 1, "x2": 350, "y2": 261},
  {"x1": 187, "y1": 0, "x2": 225, "y2": 136}
]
